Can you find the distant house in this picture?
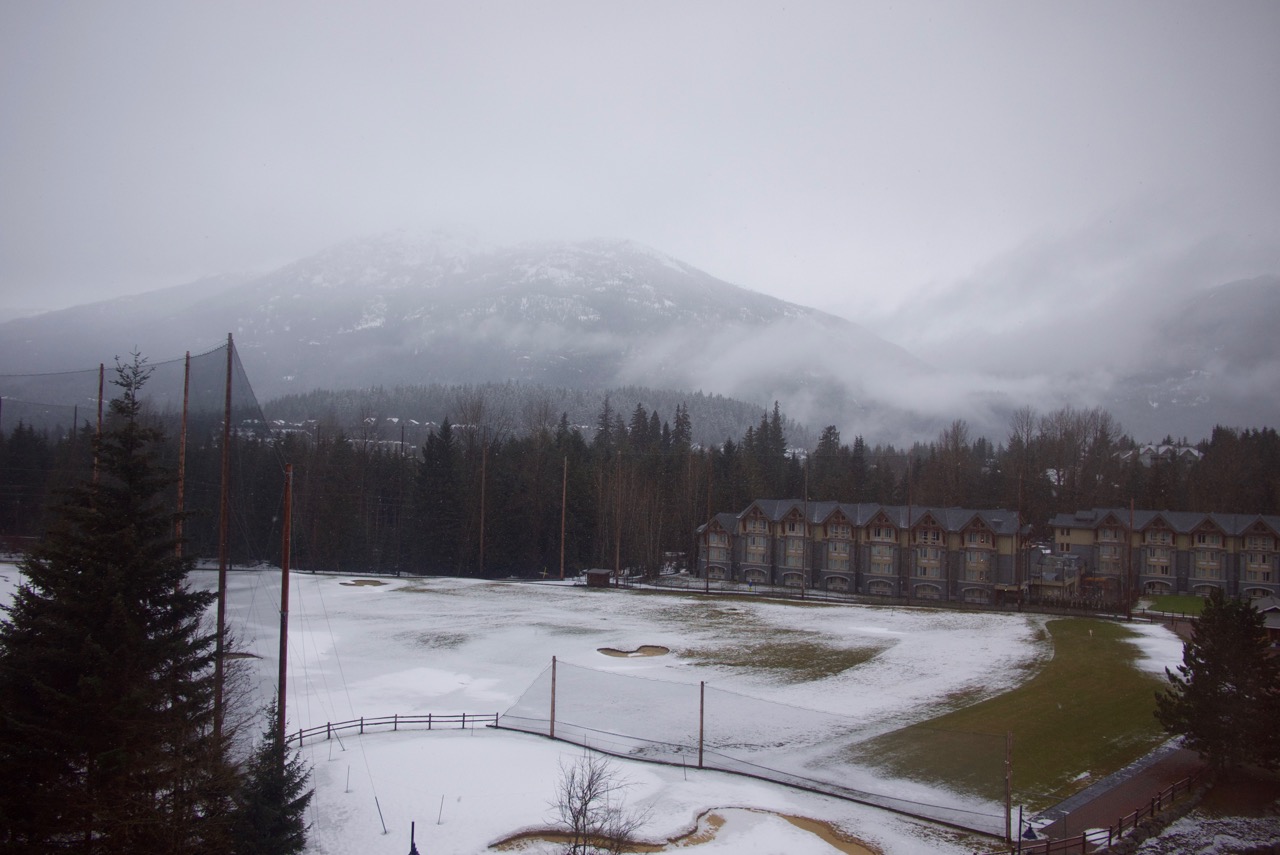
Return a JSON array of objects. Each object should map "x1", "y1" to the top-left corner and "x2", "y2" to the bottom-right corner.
[
  {"x1": 696, "y1": 500, "x2": 1028, "y2": 604},
  {"x1": 1048, "y1": 508, "x2": 1280, "y2": 600},
  {"x1": 1116, "y1": 444, "x2": 1203, "y2": 467},
  {"x1": 584, "y1": 568, "x2": 613, "y2": 589},
  {"x1": 1253, "y1": 595, "x2": 1280, "y2": 645}
]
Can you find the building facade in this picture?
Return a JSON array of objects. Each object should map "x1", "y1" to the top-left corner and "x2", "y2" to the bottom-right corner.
[
  {"x1": 697, "y1": 500, "x2": 1026, "y2": 604},
  {"x1": 1047, "y1": 508, "x2": 1280, "y2": 600}
]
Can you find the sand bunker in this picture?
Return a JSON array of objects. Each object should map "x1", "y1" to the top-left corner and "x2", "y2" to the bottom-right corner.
[
  {"x1": 492, "y1": 807, "x2": 878, "y2": 853},
  {"x1": 339, "y1": 579, "x2": 387, "y2": 587},
  {"x1": 597, "y1": 644, "x2": 670, "y2": 658}
]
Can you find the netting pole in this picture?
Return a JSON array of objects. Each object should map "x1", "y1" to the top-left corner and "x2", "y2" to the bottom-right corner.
[
  {"x1": 479, "y1": 428, "x2": 487, "y2": 575},
  {"x1": 698, "y1": 681, "x2": 705, "y2": 769},
  {"x1": 214, "y1": 333, "x2": 233, "y2": 743},
  {"x1": 560, "y1": 456, "x2": 566, "y2": 581},
  {"x1": 176, "y1": 351, "x2": 190, "y2": 558},
  {"x1": 277, "y1": 463, "x2": 293, "y2": 748},
  {"x1": 1005, "y1": 730, "x2": 1013, "y2": 843},
  {"x1": 550, "y1": 656, "x2": 557, "y2": 740},
  {"x1": 93, "y1": 363, "x2": 104, "y2": 484}
]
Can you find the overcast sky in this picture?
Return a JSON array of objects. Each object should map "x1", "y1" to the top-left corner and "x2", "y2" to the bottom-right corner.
[{"x1": 3, "y1": 1, "x2": 1278, "y2": 362}]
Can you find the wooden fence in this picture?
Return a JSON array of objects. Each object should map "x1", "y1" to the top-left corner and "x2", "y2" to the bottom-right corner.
[
  {"x1": 981, "y1": 771, "x2": 1203, "y2": 854},
  {"x1": 286, "y1": 712, "x2": 499, "y2": 746}
]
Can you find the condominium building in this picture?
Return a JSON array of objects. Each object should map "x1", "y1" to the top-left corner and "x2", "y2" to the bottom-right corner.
[
  {"x1": 696, "y1": 500, "x2": 1026, "y2": 604},
  {"x1": 1047, "y1": 509, "x2": 1280, "y2": 599}
]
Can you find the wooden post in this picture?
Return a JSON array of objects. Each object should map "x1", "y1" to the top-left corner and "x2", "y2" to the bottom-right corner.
[
  {"x1": 550, "y1": 656, "x2": 557, "y2": 740},
  {"x1": 698, "y1": 681, "x2": 705, "y2": 769},
  {"x1": 614, "y1": 450, "x2": 622, "y2": 585},
  {"x1": 1005, "y1": 731, "x2": 1013, "y2": 843},
  {"x1": 277, "y1": 463, "x2": 293, "y2": 746},
  {"x1": 479, "y1": 429, "x2": 487, "y2": 575},
  {"x1": 92, "y1": 363, "x2": 104, "y2": 483},
  {"x1": 176, "y1": 351, "x2": 190, "y2": 557},
  {"x1": 560, "y1": 456, "x2": 567, "y2": 580},
  {"x1": 215, "y1": 334, "x2": 233, "y2": 742}
]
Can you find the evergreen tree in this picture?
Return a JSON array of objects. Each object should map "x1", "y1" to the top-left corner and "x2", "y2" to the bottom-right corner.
[
  {"x1": 414, "y1": 419, "x2": 463, "y2": 574},
  {"x1": 0, "y1": 355, "x2": 237, "y2": 854},
  {"x1": 231, "y1": 702, "x2": 313, "y2": 855},
  {"x1": 1155, "y1": 589, "x2": 1280, "y2": 772}
]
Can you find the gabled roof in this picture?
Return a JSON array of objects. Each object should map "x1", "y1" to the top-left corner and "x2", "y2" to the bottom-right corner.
[
  {"x1": 695, "y1": 512, "x2": 739, "y2": 536},
  {"x1": 731, "y1": 501, "x2": 1022, "y2": 535},
  {"x1": 1049, "y1": 508, "x2": 1280, "y2": 537}
]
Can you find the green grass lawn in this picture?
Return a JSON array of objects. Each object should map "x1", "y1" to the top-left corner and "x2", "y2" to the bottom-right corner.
[
  {"x1": 854, "y1": 618, "x2": 1169, "y2": 810},
  {"x1": 1146, "y1": 593, "x2": 1206, "y2": 616}
]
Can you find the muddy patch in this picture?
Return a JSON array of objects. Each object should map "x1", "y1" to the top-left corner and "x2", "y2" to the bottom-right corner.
[
  {"x1": 597, "y1": 645, "x2": 670, "y2": 658},
  {"x1": 340, "y1": 579, "x2": 387, "y2": 587}
]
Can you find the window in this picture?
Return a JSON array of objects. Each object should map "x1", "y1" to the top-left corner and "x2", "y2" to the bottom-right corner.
[
  {"x1": 1100, "y1": 527, "x2": 1121, "y2": 541},
  {"x1": 873, "y1": 525, "x2": 895, "y2": 541},
  {"x1": 828, "y1": 523, "x2": 850, "y2": 539},
  {"x1": 1246, "y1": 534, "x2": 1275, "y2": 551},
  {"x1": 968, "y1": 531, "x2": 991, "y2": 546},
  {"x1": 745, "y1": 517, "x2": 767, "y2": 535},
  {"x1": 914, "y1": 584, "x2": 942, "y2": 600},
  {"x1": 1145, "y1": 529, "x2": 1172, "y2": 546},
  {"x1": 1196, "y1": 532, "x2": 1221, "y2": 547},
  {"x1": 784, "y1": 537, "x2": 804, "y2": 568}
]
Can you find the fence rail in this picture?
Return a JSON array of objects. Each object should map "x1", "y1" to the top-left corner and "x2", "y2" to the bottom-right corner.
[
  {"x1": 980, "y1": 771, "x2": 1203, "y2": 854},
  {"x1": 286, "y1": 712, "x2": 498, "y2": 746}
]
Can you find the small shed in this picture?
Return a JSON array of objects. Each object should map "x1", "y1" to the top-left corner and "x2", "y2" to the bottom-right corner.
[
  {"x1": 1253, "y1": 595, "x2": 1280, "y2": 645},
  {"x1": 585, "y1": 568, "x2": 613, "y2": 588}
]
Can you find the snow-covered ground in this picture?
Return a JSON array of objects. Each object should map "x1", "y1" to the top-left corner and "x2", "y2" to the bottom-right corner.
[{"x1": 0, "y1": 564, "x2": 1186, "y2": 854}]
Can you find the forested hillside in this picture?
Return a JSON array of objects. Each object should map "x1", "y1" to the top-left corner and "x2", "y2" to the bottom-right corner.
[{"x1": 2, "y1": 399, "x2": 1278, "y2": 577}]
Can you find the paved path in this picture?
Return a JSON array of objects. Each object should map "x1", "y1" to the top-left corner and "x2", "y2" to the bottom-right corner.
[{"x1": 1035, "y1": 740, "x2": 1204, "y2": 839}]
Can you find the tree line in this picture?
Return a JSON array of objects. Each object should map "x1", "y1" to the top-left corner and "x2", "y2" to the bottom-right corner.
[{"x1": 3, "y1": 397, "x2": 1280, "y2": 576}]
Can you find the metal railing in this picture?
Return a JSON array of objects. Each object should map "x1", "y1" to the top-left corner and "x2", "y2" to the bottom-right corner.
[{"x1": 980, "y1": 770, "x2": 1203, "y2": 854}]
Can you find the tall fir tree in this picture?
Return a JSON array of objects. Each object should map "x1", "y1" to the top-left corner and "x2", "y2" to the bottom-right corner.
[
  {"x1": 230, "y1": 702, "x2": 313, "y2": 855},
  {"x1": 1155, "y1": 588, "x2": 1280, "y2": 773},
  {"x1": 0, "y1": 355, "x2": 238, "y2": 854}
]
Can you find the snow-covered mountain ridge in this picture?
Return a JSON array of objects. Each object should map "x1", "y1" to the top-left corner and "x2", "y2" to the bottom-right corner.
[{"x1": 2, "y1": 234, "x2": 1277, "y2": 444}]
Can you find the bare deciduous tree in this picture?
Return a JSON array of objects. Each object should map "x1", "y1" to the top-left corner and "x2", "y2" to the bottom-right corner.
[{"x1": 551, "y1": 753, "x2": 650, "y2": 855}]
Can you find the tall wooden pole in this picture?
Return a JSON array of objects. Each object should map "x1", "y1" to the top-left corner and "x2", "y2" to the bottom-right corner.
[
  {"x1": 93, "y1": 363, "x2": 104, "y2": 483},
  {"x1": 1004, "y1": 731, "x2": 1013, "y2": 843},
  {"x1": 802, "y1": 460, "x2": 809, "y2": 597},
  {"x1": 549, "y1": 656, "x2": 557, "y2": 740},
  {"x1": 176, "y1": 352, "x2": 190, "y2": 558},
  {"x1": 559, "y1": 456, "x2": 567, "y2": 580},
  {"x1": 478, "y1": 429, "x2": 487, "y2": 576},
  {"x1": 277, "y1": 464, "x2": 293, "y2": 746},
  {"x1": 698, "y1": 681, "x2": 705, "y2": 769},
  {"x1": 215, "y1": 333, "x2": 233, "y2": 741},
  {"x1": 614, "y1": 450, "x2": 622, "y2": 585},
  {"x1": 1126, "y1": 498, "x2": 1135, "y2": 619}
]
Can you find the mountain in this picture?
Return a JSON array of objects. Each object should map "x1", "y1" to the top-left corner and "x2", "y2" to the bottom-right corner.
[
  {"x1": 2, "y1": 234, "x2": 1276, "y2": 445},
  {"x1": 0, "y1": 232, "x2": 926, "y2": 438},
  {"x1": 1105, "y1": 274, "x2": 1280, "y2": 441}
]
